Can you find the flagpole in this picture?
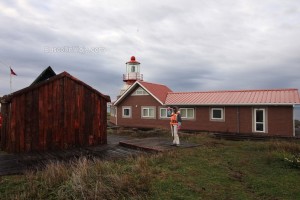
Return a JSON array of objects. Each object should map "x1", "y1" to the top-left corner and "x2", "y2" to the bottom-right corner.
[
  {"x1": 10, "y1": 68, "x2": 12, "y2": 93},
  {"x1": 9, "y1": 66, "x2": 17, "y2": 93}
]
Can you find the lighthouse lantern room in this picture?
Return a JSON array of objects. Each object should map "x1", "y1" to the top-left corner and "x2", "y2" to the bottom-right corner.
[
  {"x1": 119, "y1": 56, "x2": 143, "y2": 96},
  {"x1": 123, "y1": 56, "x2": 143, "y2": 84}
]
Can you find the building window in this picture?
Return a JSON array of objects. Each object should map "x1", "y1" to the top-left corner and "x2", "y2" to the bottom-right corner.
[
  {"x1": 160, "y1": 107, "x2": 173, "y2": 118},
  {"x1": 131, "y1": 66, "x2": 136, "y2": 72},
  {"x1": 160, "y1": 108, "x2": 168, "y2": 118},
  {"x1": 254, "y1": 108, "x2": 266, "y2": 132},
  {"x1": 122, "y1": 106, "x2": 132, "y2": 118},
  {"x1": 179, "y1": 108, "x2": 194, "y2": 119},
  {"x1": 211, "y1": 108, "x2": 224, "y2": 121},
  {"x1": 132, "y1": 87, "x2": 148, "y2": 96},
  {"x1": 141, "y1": 106, "x2": 155, "y2": 119}
]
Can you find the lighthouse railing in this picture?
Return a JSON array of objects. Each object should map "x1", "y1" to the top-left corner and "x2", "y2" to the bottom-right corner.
[{"x1": 123, "y1": 73, "x2": 143, "y2": 81}]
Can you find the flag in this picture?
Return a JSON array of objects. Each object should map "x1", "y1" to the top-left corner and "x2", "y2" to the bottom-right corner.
[{"x1": 10, "y1": 67, "x2": 17, "y2": 76}]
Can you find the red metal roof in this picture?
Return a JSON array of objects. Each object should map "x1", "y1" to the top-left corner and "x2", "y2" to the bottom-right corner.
[
  {"x1": 138, "y1": 81, "x2": 173, "y2": 104},
  {"x1": 165, "y1": 89, "x2": 300, "y2": 105},
  {"x1": 113, "y1": 81, "x2": 172, "y2": 105}
]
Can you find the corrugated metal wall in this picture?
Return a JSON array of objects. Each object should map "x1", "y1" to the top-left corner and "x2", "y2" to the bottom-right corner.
[{"x1": 0, "y1": 76, "x2": 108, "y2": 153}]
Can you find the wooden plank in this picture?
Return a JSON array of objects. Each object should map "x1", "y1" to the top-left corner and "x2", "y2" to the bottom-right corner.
[
  {"x1": 0, "y1": 103, "x2": 9, "y2": 150},
  {"x1": 101, "y1": 98, "x2": 107, "y2": 144},
  {"x1": 68, "y1": 78, "x2": 73, "y2": 147},
  {"x1": 63, "y1": 78, "x2": 68, "y2": 148},
  {"x1": 79, "y1": 85, "x2": 84, "y2": 146},
  {"x1": 52, "y1": 80, "x2": 59, "y2": 149},
  {"x1": 18, "y1": 94, "x2": 26, "y2": 152},
  {"x1": 59, "y1": 78, "x2": 65, "y2": 149},
  {"x1": 77, "y1": 85, "x2": 83, "y2": 146},
  {"x1": 79, "y1": 88, "x2": 85, "y2": 146},
  {"x1": 97, "y1": 94, "x2": 101, "y2": 144},
  {"x1": 46, "y1": 82, "x2": 53, "y2": 150},
  {"x1": 13, "y1": 99, "x2": 19, "y2": 153},
  {"x1": 74, "y1": 84, "x2": 80, "y2": 147},
  {"x1": 84, "y1": 90, "x2": 92, "y2": 146},
  {"x1": 102, "y1": 98, "x2": 107, "y2": 144},
  {"x1": 47, "y1": 84, "x2": 52, "y2": 150},
  {"x1": 43, "y1": 83, "x2": 49, "y2": 150},
  {"x1": 64, "y1": 77, "x2": 71, "y2": 148},
  {"x1": 89, "y1": 92, "x2": 95, "y2": 146},
  {"x1": 32, "y1": 89, "x2": 39, "y2": 151},
  {"x1": 93, "y1": 96, "x2": 97, "y2": 144},
  {"x1": 25, "y1": 91, "x2": 33, "y2": 152},
  {"x1": 97, "y1": 96, "x2": 102, "y2": 144},
  {"x1": 10, "y1": 100, "x2": 17, "y2": 153},
  {"x1": 98, "y1": 99, "x2": 102, "y2": 144},
  {"x1": 73, "y1": 81, "x2": 80, "y2": 146},
  {"x1": 38, "y1": 86, "x2": 45, "y2": 151},
  {"x1": 94, "y1": 93, "x2": 98, "y2": 145},
  {"x1": 69, "y1": 79, "x2": 76, "y2": 147},
  {"x1": 90, "y1": 91, "x2": 95, "y2": 145}
]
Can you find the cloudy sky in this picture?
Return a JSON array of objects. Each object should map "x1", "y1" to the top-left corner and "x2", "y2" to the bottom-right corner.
[{"x1": 0, "y1": 0, "x2": 300, "y2": 102}]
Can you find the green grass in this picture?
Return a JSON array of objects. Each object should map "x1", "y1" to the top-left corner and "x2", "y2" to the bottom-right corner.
[{"x1": 1, "y1": 133, "x2": 300, "y2": 199}]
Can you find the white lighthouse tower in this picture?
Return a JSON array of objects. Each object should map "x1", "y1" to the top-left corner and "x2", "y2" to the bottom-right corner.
[{"x1": 119, "y1": 56, "x2": 143, "y2": 95}]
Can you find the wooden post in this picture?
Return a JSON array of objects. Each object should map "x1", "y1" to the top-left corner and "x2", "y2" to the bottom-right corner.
[{"x1": 0, "y1": 97, "x2": 11, "y2": 151}]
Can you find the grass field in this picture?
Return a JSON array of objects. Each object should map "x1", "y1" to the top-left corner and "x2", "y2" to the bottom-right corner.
[{"x1": 0, "y1": 131, "x2": 300, "y2": 200}]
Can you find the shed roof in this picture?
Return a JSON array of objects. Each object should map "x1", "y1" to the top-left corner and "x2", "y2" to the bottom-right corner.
[
  {"x1": 1, "y1": 71, "x2": 110, "y2": 102},
  {"x1": 165, "y1": 88, "x2": 300, "y2": 106},
  {"x1": 30, "y1": 66, "x2": 56, "y2": 86}
]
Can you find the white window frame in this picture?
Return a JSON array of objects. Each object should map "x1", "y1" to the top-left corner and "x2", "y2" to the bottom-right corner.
[
  {"x1": 253, "y1": 108, "x2": 266, "y2": 133},
  {"x1": 122, "y1": 106, "x2": 132, "y2": 118},
  {"x1": 160, "y1": 107, "x2": 171, "y2": 118},
  {"x1": 141, "y1": 106, "x2": 156, "y2": 119},
  {"x1": 132, "y1": 87, "x2": 149, "y2": 96},
  {"x1": 211, "y1": 108, "x2": 225, "y2": 121},
  {"x1": 179, "y1": 108, "x2": 195, "y2": 119}
]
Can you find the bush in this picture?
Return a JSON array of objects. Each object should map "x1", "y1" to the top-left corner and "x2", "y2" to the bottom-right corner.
[{"x1": 284, "y1": 153, "x2": 300, "y2": 169}]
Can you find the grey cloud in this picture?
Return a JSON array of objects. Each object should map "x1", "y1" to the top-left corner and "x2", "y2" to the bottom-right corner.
[{"x1": 0, "y1": 0, "x2": 299, "y2": 100}]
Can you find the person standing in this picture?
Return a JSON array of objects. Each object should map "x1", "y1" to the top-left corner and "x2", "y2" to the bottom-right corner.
[
  {"x1": 177, "y1": 110, "x2": 182, "y2": 130},
  {"x1": 170, "y1": 111, "x2": 180, "y2": 146}
]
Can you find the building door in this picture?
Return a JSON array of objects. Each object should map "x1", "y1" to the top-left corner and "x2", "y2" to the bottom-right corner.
[
  {"x1": 254, "y1": 108, "x2": 265, "y2": 133},
  {"x1": 294, "y1": 105, "x2": 300, "y2": 137}
]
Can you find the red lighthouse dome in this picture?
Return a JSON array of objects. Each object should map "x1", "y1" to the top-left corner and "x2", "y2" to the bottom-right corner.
[{"x1": 126, "y1": 56, "x2": 140, "y2": 64}]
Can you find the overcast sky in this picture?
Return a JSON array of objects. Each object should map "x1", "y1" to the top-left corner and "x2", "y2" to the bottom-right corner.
[{"x1": 0, "y1": 0, "x2": 300, "y2": 102}]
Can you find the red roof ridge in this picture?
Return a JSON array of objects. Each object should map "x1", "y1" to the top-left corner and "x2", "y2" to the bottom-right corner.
[
  {"x1": 137, "y1": 80, "x2": 169, "y2": 87},
  {"x1": 169, "y1": 88, "x2": 298, "y2": 94}
]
